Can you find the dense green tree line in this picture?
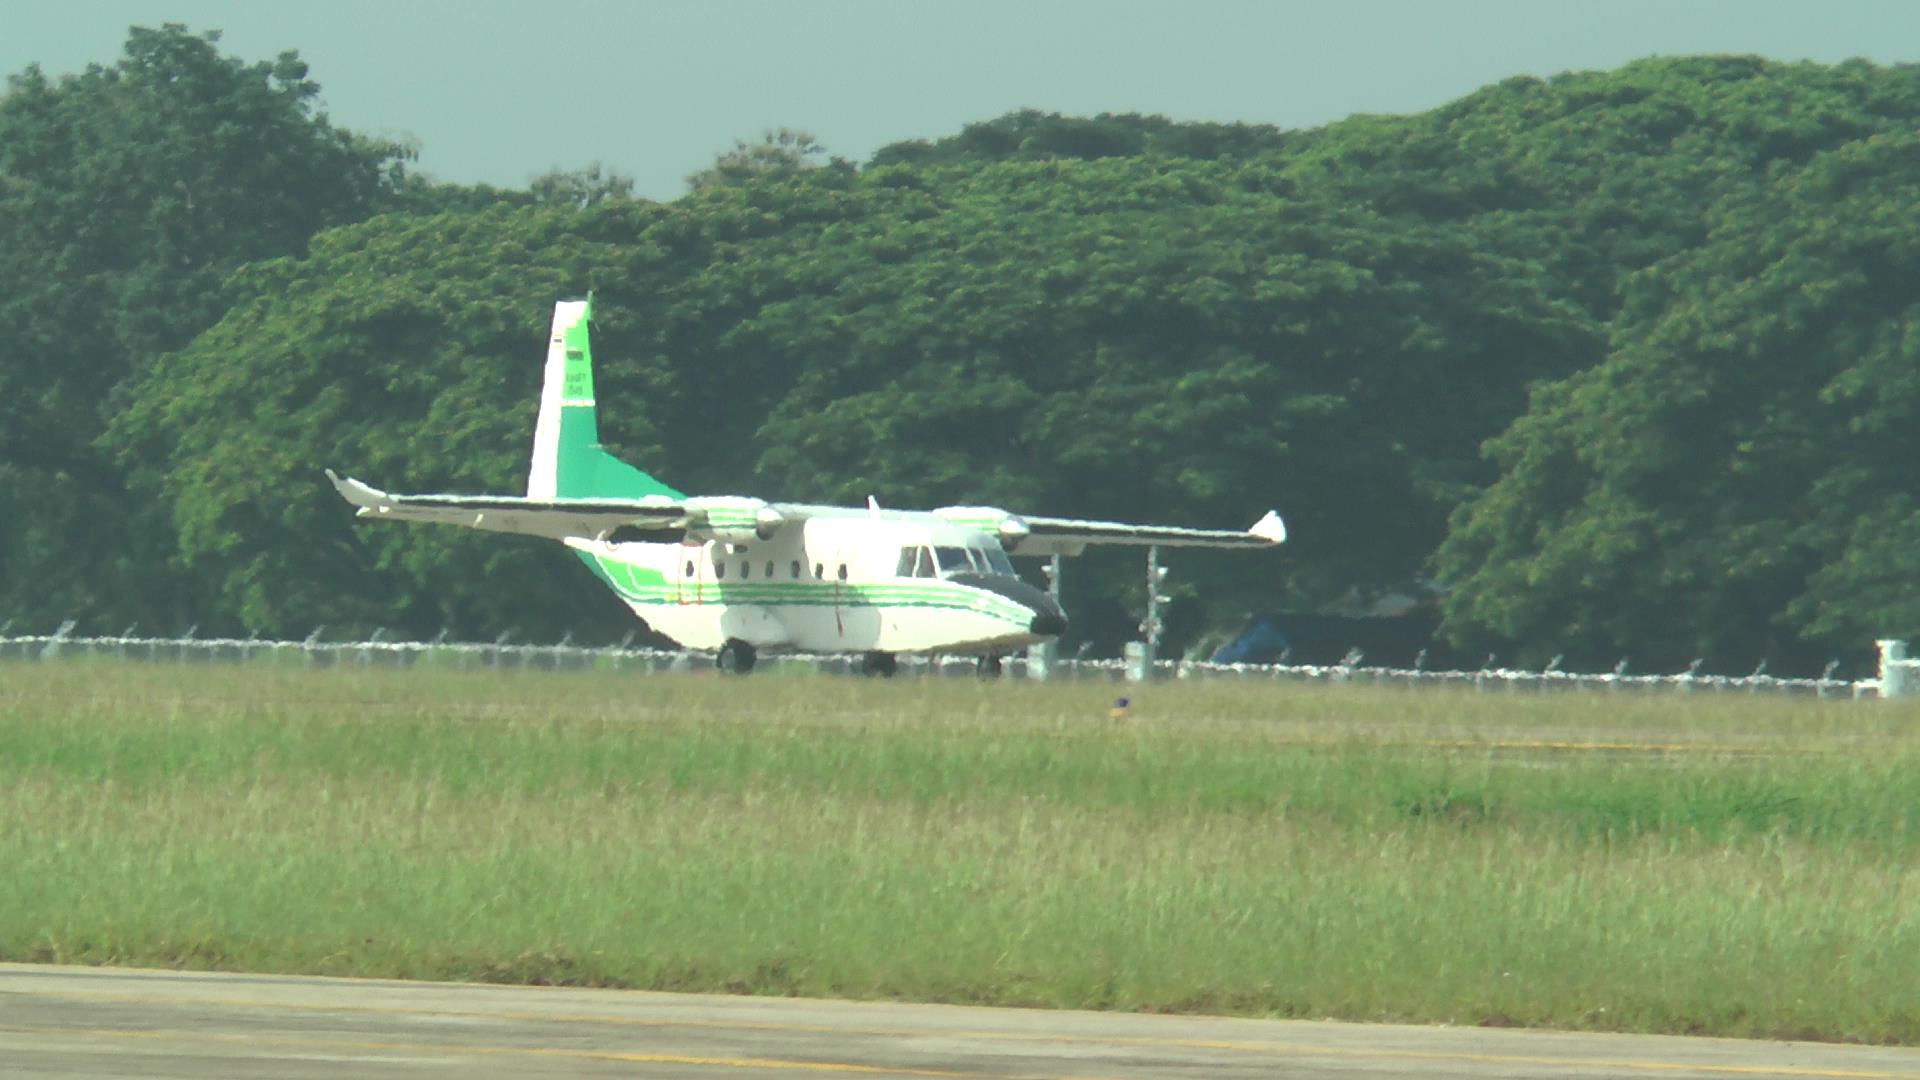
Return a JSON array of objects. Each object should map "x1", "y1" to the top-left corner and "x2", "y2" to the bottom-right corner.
[
  {"x1": 0, "y1": 25, "x2": 415, "y2": 632},
  {"x1": 9, "y1": 26, "x2": 1920, "y2": 671},
  {"x1": 1435, "y1": 130, "x2": 1920, "y2": 671}
]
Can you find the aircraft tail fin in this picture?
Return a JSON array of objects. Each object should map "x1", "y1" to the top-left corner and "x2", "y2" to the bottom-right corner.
[{"x1": 527, "y1": 295, "x2": 684, "y2": 501}]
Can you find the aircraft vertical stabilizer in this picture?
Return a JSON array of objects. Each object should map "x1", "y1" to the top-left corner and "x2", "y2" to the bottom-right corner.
[{"x1": 527, "y1": 296, "x2": 683, "y2": 501}]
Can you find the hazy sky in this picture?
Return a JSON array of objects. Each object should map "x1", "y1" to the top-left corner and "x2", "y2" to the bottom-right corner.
[{"x1": 7, "y1": 1, "x2": 1920, "y2": 199}]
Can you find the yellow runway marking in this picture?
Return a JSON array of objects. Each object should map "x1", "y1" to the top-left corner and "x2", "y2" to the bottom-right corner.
[{"x1": 12, "y1": 991, "x2": 1917, "y2": 1079}]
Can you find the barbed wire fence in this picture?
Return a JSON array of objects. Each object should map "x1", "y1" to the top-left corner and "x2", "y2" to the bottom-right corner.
[{"x1": 2, "y1": 622, "x2": 1911, "y2": 698}]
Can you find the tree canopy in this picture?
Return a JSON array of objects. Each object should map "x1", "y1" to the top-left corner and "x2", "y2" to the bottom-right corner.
[
  {"x1": 1435, "y1": 129, "x2": 1920, "y2": 671},
  {"x1": 0, "y1": 24, "x2": 413, "y2": 631}
]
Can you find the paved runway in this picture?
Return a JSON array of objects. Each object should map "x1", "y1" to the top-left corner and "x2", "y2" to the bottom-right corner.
[{"x1": 3, "y1": 963, "x2": 1916, "y2": 1079}]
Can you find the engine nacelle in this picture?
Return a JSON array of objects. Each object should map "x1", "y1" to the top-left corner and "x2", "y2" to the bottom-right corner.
[
  {"x1": 687, "y1": 496, "x2": 785, "y2": 545},
  {"x1": 932, "y1": 506, "x2": 1032, "y2": 551}
]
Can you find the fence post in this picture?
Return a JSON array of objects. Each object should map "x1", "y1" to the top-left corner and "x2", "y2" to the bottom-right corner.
[
  {"x1": 39, "y1": 620, "x2": 77, "y2": 661},
  {"x1": 1878, "y1": 640, "x2": 1909, "y2": 700},
  {"x1": 1818, "y1": 659, "x2": 1841, "y2": 700}
]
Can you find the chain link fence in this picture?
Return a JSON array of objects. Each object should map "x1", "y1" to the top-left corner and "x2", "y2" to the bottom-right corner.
[{"x1": 1, "y1": 623, "x2": 1905, "y2": 698}]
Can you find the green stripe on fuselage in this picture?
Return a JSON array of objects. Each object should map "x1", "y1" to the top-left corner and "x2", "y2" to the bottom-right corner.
[{"x1": 584, "y1": 554, "x2": 1032, "y2": 626}]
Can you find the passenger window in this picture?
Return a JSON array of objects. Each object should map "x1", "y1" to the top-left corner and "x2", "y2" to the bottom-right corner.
[
  {"x1": 837, "y1": 564, "x2": 848, "y2": 581},
  {"x1": 814, "y1": 562, "x2": 824, "y2": 579},
  {"x1": 741, "y1": 561, "x2": 751, "y2": 580},
  {"x1": 765, "y1": 560, "x2": 774, "y2": 578},
  {"x1": 715, "y1": 561, "x2": 726, "y2": 580},
  {"x1": 684, "y1": 561, "x2": 694, "y2": 578},
  {"x1": 791, "y1": 560, "x2": 802, "y2": 579}
]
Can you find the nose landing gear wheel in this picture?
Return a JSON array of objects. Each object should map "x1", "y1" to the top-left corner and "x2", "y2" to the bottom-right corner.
[
  {"x1": 859, "y1": 651, "x2": 897, "y2": 678},
  {"x1": 716, "y1": 639, "x2": 757, "y2": 674},
  {"x1": 977, "y1": 654, "x2": 1004, "y2": 678}
]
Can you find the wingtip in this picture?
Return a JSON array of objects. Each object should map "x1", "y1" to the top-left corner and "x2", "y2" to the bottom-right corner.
[
  {"x1": 326, "y1": 470, "x2": 387, "y2": 510},
  {"x1": 1250, "y1": 510, "x2": 1287, "y2": 545}
]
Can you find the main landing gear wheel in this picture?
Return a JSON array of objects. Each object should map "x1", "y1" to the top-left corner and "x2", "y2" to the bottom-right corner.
[
  {"x1": 859, "y1": 651, "x2": 897, "y2": 678},
  {"x1": 977, "y1": 654, "x2": 1004, "y2": 678},
  {"x1": 716, "y1": 639, "x2": 757, "y2": 675}
]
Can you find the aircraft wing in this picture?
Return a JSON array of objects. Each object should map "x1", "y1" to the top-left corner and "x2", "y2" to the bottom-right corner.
[
  {"x1": 1014, "y1": 510, "x2": 1286, "y2": 557},
  {"x1": 326, "y1": 470, "x2": 690, "y2": 542}
]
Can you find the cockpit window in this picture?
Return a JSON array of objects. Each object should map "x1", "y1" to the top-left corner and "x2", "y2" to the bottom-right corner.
[
  {"x1": 934, "y1": 547, "x2": 972, "y2": 575},
  {"x1": 897, "y1": 547, "x2": 939, "y2": 578},
  {"x1": 984, "y1": 547, "x2": 1015, "y2": 575}
]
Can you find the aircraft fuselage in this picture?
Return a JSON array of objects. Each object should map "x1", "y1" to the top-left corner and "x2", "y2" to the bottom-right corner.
[{"x1": 568, "y1": 513, "x2": 1065, "y2": 654}]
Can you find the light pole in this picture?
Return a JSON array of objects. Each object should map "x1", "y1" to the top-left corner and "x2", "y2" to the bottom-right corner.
[{"x1": 1129, "y1": 545, "x2": 1169, "y2": 681}]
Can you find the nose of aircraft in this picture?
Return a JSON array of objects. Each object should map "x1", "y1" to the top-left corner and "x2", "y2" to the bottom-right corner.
[
  {"x1": 1022, "y1": 586, "x2": 1068, "y2": 637},
  {"x1": 948, "y1": 573, "x2": 1069, "y2": 639}
]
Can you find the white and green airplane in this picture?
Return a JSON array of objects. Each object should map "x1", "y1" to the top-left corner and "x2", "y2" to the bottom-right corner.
[{"x1": 328, "y1": 297, "x2": 1285, "y2": 675}]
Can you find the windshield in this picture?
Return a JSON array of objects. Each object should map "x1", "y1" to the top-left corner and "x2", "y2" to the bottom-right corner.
[
  {"x1": 934, "y1": 547, "x2": 973, "y2": 575},
  {"x1": 896, "y1": 546, "x2": 939, "y2": 578},
  {"x1": 929, "y1": 544, "x2": 1017, "y2": 578},
  {"x1": 983, "y1": 547, "x2": 1015, "y2": 575}
]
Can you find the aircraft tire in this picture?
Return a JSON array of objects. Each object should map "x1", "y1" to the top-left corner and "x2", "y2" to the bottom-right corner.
[
  {"x1": 716, "y1": 639, "x2": 757, "y2": 675},
  {"x1": 977, "y1": 654, "x2": 1004, "y2": 679},
  {"x1": 859, "y1": 651, "x2": 897, "y2": 678}
]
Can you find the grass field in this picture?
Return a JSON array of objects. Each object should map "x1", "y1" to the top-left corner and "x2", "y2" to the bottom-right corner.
[{"x1": 3, "y1": 659, "x2": 1917, "y2": 1043}]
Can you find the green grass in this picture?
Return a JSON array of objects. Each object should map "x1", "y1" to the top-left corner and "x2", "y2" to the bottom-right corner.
[{"x1": 3, "y1": 660, "x2": 1918, "y2": 1042}]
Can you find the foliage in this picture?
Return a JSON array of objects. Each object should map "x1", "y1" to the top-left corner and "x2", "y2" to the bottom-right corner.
[
  {"x1": 0, "y1": 25, "x2": 416, "y2": 631},
  {"x1": 1436, "y1": 129, "x2": 1920, "y2": 670},
  {"x1": 685, "y1": 127, "x2": 842, "y2": 192},
  {"x1": 529, "y1": 162, "x2": 636, "y2": 208},
  {"x1": 109, "y1": 204, "x2": 659, "y2": 639},
  {"x1": 868, "y1": 109, "x2": 1293, "y2": 168}
]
